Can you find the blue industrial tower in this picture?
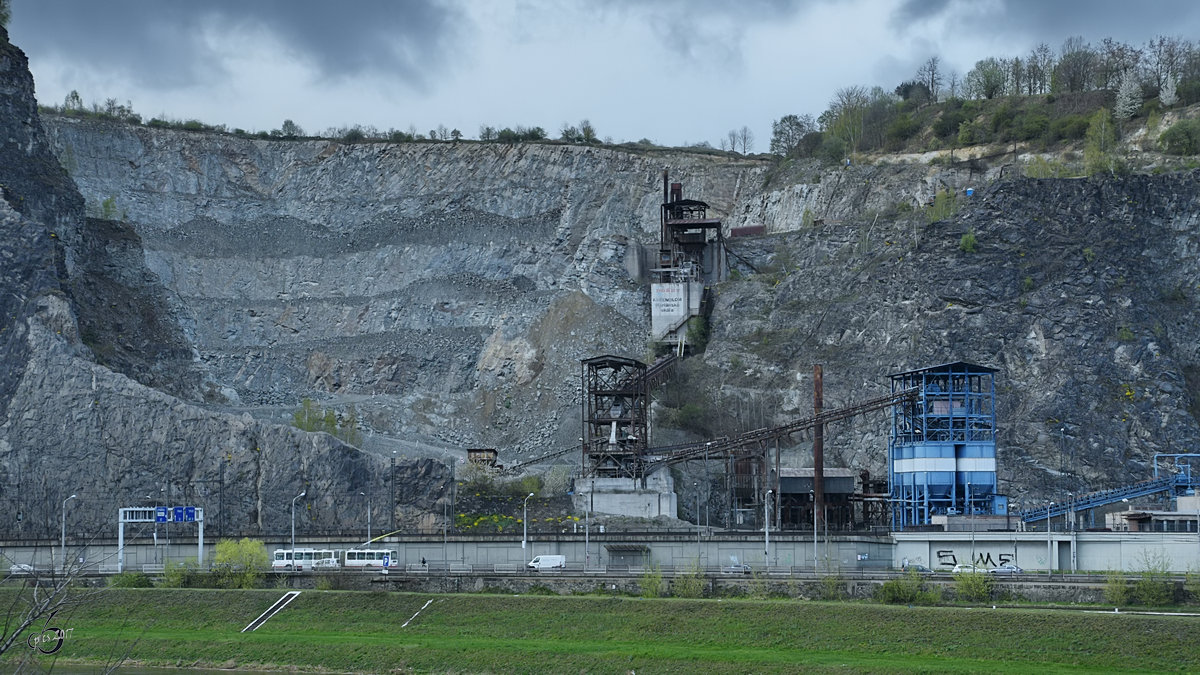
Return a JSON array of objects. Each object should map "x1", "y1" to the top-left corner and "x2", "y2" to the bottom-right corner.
[{"x1": 889, "y1": 362, "x2": 1003, "y2": 530}]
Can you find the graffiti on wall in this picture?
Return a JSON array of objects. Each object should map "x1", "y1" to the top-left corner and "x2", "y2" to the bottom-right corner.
[{"x1": 935, "y1": 549, "x2": 1015, "y2": 568}]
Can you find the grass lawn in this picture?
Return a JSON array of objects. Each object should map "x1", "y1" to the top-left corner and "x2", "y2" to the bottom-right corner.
[{"x1": 4, "y1": 587, "x2": 1199, "y2": 673}]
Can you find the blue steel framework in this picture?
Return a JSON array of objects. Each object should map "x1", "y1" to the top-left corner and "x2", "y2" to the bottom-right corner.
[
  {"x1": 1017, "y1": 453, "x2": 1200, "y2": 527},
  {"x1": 889, "y1": 362, "x2": 1001, "y2": 530}
]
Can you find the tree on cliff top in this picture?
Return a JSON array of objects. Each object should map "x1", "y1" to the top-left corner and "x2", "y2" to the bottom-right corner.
[{"x1": 0, "y1": 0, "x2": 10, "y2": 29}]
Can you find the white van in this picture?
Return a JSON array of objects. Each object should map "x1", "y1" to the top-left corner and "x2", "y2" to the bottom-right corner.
[{"x1": 527, "y1": 555, "x2": 566, "y2": 570}]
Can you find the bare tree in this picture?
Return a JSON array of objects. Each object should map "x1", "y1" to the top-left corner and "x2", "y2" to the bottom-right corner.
[
  {"x1": 1054, "y1": 36, "x2": 1096, "y2": 93},
  {"x1": 1146, "y1": 35, "x2": 1192, "y2": 94},
  {"x1": 724, "y1": 129, "x2": 739, "y2": 153},
  {"x1": 1097, "y1": 38, "x2": 1142, "y2": 91},
  {"x1": 826, "y1": 85, "x2": 870, "y2": 152},
  {"x1": 736, "y1": 126, "x2": 755, "y2": 154},
  {"x1": 1009, "y1": 57, "x2": 1028, "y2": 97},
  {"x1": 916, "y1": 56, "x2": 943, "y2": 101},
  {"x1": 1026, "y1": 43, "x2": 1054, "y2": 94},
  {"x1": 1, "y1": 552, "x2": 98, "y2": 663},
  {"x1": 860, "y1": 86, "x2": 898, "y2": 151}
]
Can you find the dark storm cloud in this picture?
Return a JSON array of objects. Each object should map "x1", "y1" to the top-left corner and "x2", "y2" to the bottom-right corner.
[
  {"x1": 598, "y1": 0, "x2": 805, "y2": 64},
  {"x1": 891, "y1": 0, "x2": 1200, "y2": 46},
  {"x1": 12, "y1": 0, "x2": 464, "y2": 90}
]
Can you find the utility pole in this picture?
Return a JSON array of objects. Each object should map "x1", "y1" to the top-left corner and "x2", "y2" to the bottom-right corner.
[{"x1": 813, "y1": 365, "x2": 825, "y2": 532}]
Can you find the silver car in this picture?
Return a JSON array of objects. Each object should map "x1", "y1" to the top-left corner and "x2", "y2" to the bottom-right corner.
[{"x1": 986, "y1": 564, "x2": 1024, "y2": 575}]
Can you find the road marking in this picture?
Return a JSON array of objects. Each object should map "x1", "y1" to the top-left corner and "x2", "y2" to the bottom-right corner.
[{"x1": 401, "y1": 598, "x2": 434, "y2": 628}]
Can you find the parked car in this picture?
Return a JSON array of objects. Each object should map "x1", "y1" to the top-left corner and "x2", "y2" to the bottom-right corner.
[
  {"x1": 9, "y1": 563, "x2": 34, "y2": 575},
  {"x1": 952, "y1": 563, "x2": 984, "y2": 573},
  {"x1": 986, "y1": 564, "x2": 1024, "y2": 575}
]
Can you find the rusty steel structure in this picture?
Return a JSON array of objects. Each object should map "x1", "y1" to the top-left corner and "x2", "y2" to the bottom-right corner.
[
  {"x1": 572, "y1": 353, "x2": 917, "y2": 526},
  {"x1": 643, "y1": 387, "x2": 918, "y2": 471},
  {"x1": 641, "y1": 385, "x2": 919, "y2": 529},
  {"x1": 581, "y1": 355, "x2": 650, "y2": 480},
  {"x1": 502, "y1": 356, "x2": 677, "y2": 478},
  {"x1": 651, "y1": 171, "x2": 726, "y2": 352},
  {"x1": 656, "y1": 172, "x2": 725, "y2": 277}
]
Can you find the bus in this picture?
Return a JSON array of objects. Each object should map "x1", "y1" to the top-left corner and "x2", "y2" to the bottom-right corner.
[
  {"x1": 271, "y1": 548, "x2": 337, "y2": 570},
  {"x1": 343, "y1": 548, "x2": 397, "y2": 569}
]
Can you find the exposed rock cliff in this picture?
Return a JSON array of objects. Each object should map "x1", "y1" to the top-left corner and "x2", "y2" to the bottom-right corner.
[
  {"x1": 40, "y1": 114, "x2": 766, "y2": 464},
  {"x1": 3, "y1": 22, "x2": 1198, "y2": 542},
  {"x1": 705, "y1": 173, "x2": 1200, "y2": 499},
  {"x1": 0, "y1": 29, "x2": 445, "y2": 540}
]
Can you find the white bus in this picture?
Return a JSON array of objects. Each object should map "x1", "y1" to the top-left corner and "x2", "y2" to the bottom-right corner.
[
  {"x1": 343, "y1": 548, "x2": 397, "y2": 569},
  {"x1": 272, "y1": 548, "x2": 337, "y2": 570}
]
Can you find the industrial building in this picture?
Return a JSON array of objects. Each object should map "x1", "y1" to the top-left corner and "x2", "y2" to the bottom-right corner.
[
  {"x1": 573, "y1": 170, "x2": 1199, "y2": 546},
  {"x1": 888, "y1": 362, "x2": 1006, "y2": 530}
]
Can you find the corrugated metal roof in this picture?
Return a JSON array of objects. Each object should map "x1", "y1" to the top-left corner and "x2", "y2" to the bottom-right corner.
[{"x1": 889, "y1": 361, "x2": 998, "y2": 377}]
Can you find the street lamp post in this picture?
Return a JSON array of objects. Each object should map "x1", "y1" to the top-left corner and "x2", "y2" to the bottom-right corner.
[
  {"x1": 811, "y1": 489, "x2": 818, "y2": 572},
  {"x1": 522, "y1": 492, "x2": 534, "y2": 555},
  {"x1": 1066, "y1": 492, "x2": 1074, "y2": 532},
  {"x1": 291, "y1": 491, "x2": 306, "y2": 566},
  {"x1": 61, "y1": 494, "x2": 77, "y2": 571},
  {"x1": 764, "y1": 489, "x2": 772, "y2": 564},
  {"x1": 585, "y1": 479, "x2": 595, "y2": 569},
  {"x1": 163, "y1": 481, "x2": 170, "y2": 560},
  {"x1": 704, "y1": 442, "x2": 711, "y2": 528},
  {"x1": 1046, "y1": 501, "x2": 1054, "y2": 577}
]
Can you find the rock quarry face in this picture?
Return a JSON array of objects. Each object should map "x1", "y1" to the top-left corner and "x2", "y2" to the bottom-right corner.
[
  {"x1": 2, "y1": 25, "x2": 1199, "y2": 541},
  {"x1": 0, "y1": 29, "x2": 446, "y2": 540}
]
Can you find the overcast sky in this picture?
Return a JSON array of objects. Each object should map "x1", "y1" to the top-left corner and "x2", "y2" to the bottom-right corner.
[{"x1": 10, "y1": 0, "x2": 1200, "y2": 149}]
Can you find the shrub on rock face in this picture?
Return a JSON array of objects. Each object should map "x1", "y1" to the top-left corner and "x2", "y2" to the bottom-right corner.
[{"x1": 1159, "y1": 118, "x2": 1200, "y2": 155}]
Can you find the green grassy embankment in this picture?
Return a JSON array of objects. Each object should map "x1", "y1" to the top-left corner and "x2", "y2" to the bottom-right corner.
[{"x1": 7, "y1": 587, "x2": 1200, "y2": 673}]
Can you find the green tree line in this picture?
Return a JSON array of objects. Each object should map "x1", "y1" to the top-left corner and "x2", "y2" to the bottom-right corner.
[{"x1": 771, "y1": 35, "x2": 1200, "y2": 161}]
